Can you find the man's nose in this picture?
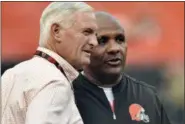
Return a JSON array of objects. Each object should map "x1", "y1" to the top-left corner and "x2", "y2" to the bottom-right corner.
[
  {"x1": 107, "y1": 40, "x2": 120, "y2": 54},
  {"x1": 88, "y1": 35, "x2": 98, "y2": 47}
]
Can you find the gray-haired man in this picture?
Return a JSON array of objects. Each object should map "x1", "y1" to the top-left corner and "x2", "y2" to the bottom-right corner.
[{"x1": 2, "y1": 2, "x2": 98, "y2": 124}]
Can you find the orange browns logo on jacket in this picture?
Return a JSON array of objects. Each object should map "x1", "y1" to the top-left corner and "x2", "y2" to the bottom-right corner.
[{"x1": 129, "y1": 103, "x2": 150, "y2": 123}]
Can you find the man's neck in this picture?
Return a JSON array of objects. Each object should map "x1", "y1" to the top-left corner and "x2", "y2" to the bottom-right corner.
[{"x1": 82, "y1": 70, "x2": 122, "y2": 88}]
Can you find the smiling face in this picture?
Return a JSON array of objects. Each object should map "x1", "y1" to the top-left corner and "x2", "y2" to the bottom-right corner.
[
  {"x1": 88, "y1": 13, "x2": 127, "y2": 76},
  {"x1": 53, "y1": 11, "x2": 98, "y2": 70}
]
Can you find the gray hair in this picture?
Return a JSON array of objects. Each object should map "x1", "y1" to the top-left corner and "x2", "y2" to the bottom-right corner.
[{"x1": 39, "y1": 2, "x2": 94, "y2": 46}]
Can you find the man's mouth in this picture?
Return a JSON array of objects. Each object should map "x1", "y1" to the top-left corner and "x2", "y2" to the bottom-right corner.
[
  {"x1": 106, "y1": 58, "x2": 122, "y2": 66},
  {"x1": 83, "y1": 50, "x2": 91, "y2": 56}
]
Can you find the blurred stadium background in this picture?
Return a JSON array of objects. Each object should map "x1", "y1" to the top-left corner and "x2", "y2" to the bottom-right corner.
[{"x1": 1, "y1": 2, "x2": 184, "y2": 124}]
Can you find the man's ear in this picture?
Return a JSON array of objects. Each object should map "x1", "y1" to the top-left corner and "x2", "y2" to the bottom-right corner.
[{"x1": 51, "y1": 23, "x2": 62, "y2": 43}]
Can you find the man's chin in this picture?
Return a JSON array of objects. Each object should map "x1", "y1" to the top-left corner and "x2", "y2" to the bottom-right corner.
[
  {"x1": 81, "y1": 58, "x2": 90, "y2": 69},
  {"x1": 103, "y1": 67, "x2": 122, "y2": 75}
]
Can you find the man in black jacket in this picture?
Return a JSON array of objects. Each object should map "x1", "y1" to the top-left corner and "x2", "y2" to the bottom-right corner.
[{"x1": 73, "y1": 11, "x2": 171, "y2": 124}]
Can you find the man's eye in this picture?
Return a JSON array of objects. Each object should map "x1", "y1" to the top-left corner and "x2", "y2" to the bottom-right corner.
[
  {"x1": 83, "y1": 31, "x2": 90, "y2": 36},
  {"x1": 115, "y1": 35, "x2": 125, "y2": 43},
  {"x1": 97, "y1": 36, "x2": 109, "y2": 45},
  {"x1": 83, "y1": 29, "x2": 93, "y2": 36}
]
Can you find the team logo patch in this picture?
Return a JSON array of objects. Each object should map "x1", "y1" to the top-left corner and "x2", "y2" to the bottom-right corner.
[{"x1": 129, "y1": 103, "x2": 150, "y2": 123}]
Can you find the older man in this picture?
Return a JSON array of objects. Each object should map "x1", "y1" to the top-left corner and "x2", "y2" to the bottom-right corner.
[
  {"x1": 73, "y1": 12, "x2": 171, "y2": 124},
  {"x1": 2, "y1": 2, "x2": 97, "y2": 124}
]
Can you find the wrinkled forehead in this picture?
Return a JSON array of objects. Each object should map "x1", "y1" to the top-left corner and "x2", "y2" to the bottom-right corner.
[
  {"x1": 75, "y1": 11, "x2": 96, "y2": 22},
  {"x1": 74, "y1": 11, "x2": 98, "y2": 29}
]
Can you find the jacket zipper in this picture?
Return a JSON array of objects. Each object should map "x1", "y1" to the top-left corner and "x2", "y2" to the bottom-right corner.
[{"x1": 113, "y1": 112, "x2": 116, "y2": 120}]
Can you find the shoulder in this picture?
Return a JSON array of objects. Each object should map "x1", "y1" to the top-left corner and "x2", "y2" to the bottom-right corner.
[
  {"x1": 5, "y1": 56, "x2": 65, "y2": 80},
  {"x1": 73, "y1": 73, "x2": 88, "y2": 86},
  {"x1": 2, "y1": 57, "x2": 72, "y2": 105},
  {"x1": 123, "y1": 73, "x2": 157, "y2": 95},
  {"x1": 73, "y1": 73, "x2": 97, "y2": 92},
  {"x1": 2, "y1": 56, "x2": 70, "y2": 94},
  {"x1": 122, "y1": 73, "x2": 163, "y2": 108}
]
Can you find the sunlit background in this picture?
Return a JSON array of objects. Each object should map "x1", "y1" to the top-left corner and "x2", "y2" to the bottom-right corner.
[{"x1": 2, "y1": 2, "x2": 184, "y2": 124}]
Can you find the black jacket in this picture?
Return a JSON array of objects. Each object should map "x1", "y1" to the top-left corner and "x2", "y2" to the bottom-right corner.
[{"x1": 73, "y1": 73, "x2": 171, "y2": 124}]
